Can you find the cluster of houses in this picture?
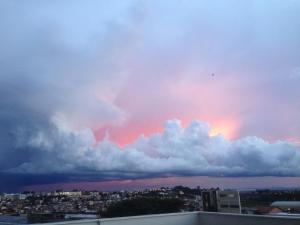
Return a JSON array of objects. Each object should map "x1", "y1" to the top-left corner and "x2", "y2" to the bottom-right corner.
[
  {"x1": 1, "y1": 187, "x2": 299, "y2": 223},
  {"x1": 0, "y1": 187, "x2": 202, "y2": 217}
]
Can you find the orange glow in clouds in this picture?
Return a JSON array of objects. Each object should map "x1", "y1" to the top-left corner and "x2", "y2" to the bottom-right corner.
[
  {"x1": 94, "y1": 120, "x2": 164, "y2": 147},
  {"x1": 209, "y1": 119, "x2": 238, "y2": 139},
  {"x1": 95, "y1": 118, "x2": 239, "y2": 147}
]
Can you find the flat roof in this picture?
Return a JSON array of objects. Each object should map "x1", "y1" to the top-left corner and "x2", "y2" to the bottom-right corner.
[{"x1": 271, "y1": 201, "x2": 300, "y2": 208}]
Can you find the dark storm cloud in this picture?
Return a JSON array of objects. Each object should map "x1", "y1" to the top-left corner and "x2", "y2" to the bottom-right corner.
[
  {"x1": 0, "y1": 0, "x2": 131, "y2": 171},
  {"x1": 3, "y1": 119, "x2": 300, "y2": 192}
]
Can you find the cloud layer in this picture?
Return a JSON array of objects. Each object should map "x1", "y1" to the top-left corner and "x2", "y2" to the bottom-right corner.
[{"x1": 8, "y1": 117, "x2": 300, "y2": 180}]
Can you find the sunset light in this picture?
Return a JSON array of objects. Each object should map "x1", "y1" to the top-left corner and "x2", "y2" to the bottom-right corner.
[
  {"x1": 1, "y1": 0, "x2": 300, "y2": 202},
  {"x1": 209, "y1": 119, "x2": 238, "y2": 139}
]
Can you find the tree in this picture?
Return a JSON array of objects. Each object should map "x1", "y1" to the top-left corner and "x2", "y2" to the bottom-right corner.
[{"x1": 101, "y1": 197, "x2": 184, "y2": 218}]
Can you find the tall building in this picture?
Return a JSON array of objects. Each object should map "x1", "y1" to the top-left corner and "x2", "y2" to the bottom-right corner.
[{"x1": 202, "y1": 189, "x2": 241, "y2": 214}]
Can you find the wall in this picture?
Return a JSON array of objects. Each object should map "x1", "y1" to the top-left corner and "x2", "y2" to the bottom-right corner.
[
  {"x1": 198, "y1": 211, "x2": 300, "y2": 225},
  {"x1": 34, "y1": 211, "x2": 300, "y2": 225}
]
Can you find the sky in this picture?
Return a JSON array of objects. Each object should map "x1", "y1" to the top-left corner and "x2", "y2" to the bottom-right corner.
[{"x1": 1, "y1": 0, "x2": 300, "y2": 192}]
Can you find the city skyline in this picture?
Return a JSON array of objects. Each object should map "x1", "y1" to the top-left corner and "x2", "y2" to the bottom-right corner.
[{"x1": 1, "y1": 0, "x2": 300, "y2": 191}]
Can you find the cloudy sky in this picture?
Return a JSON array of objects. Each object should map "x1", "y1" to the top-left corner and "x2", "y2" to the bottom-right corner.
[{"x1": 1, "y1": 0, "x2": 300, "y2": 192}]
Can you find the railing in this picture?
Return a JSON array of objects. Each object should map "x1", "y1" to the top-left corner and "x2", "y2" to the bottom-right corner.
[{"x1": 34, "y1": 211, "x2": 300, "y2": 225}]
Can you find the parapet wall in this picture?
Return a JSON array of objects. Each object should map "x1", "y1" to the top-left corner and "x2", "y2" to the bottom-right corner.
[{"x1": 34, "y1": 211, "x2": 300, "y2": 225}]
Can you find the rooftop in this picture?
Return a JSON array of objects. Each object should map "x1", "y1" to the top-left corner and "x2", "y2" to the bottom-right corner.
[{"x1": 271, "y1": 201, "x2": 300, "y2": 208}]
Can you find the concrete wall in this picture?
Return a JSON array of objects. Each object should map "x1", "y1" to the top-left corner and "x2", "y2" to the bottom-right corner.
[
  {"x1": 34, "y1": 212, "x2": 199, "y2": 225},
  {"x1": 101, "y1": 212, "x2": 199, "y2": 225},
  {"x1": 34, "y1": 211, "x2": 300, "y2": 225}
]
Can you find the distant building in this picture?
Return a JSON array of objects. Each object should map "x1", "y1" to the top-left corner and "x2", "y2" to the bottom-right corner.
[
  {"x1": 3, "y1": 193, "x2": 27, "y2": 200},
  {"x1": 55, "y1": 191, "x2": 82, "y2": 196},
  {"x1": 218, "y1": 190, "x2": 241, "y2": 213},
  {"x1": 202, "y1": 190, "x2": 218, "y2": 212},
  {"x1": 202, "y1": 189, "x2": 241, "y2": 214},
  {"x1": 271, "y1": 201, "x2": 300, "y2": 213}
]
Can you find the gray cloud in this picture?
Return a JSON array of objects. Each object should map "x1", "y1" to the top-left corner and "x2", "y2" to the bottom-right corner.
[{"x1": 0, "y1": 0, "x2": 137, "y2": 172}]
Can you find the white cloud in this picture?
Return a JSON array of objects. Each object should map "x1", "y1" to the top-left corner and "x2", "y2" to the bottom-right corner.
[{"x1": 10, "y1": 117, "x2": 300, "y2": 178}]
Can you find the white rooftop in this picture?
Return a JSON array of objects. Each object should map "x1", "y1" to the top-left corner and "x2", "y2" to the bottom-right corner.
[{"x1": 271, "y1": 201, "x2": 300, "y2": 208}]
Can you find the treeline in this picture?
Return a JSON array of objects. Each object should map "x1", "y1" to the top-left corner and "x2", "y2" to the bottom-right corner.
[{"x1": 101, "y1": 197, "x2": 184, "y2": 218}]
